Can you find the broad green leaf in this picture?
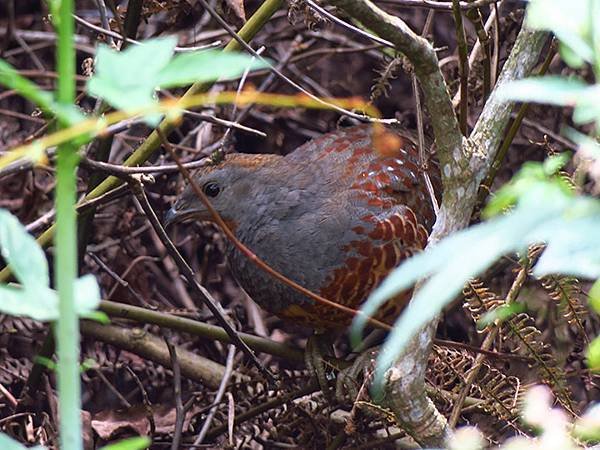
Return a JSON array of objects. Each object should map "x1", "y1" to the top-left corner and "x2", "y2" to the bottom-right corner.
[
  {"x1": 0, "y1": 275, "x2": 101, "y2": 321},
  {"x1": 156, "y1": 50, "x2": 269, "y2": 88},
  {"x1": 371, "y1": 207, "x2": 558, "y2": 384},
  {"x1": 99, "y1": 436, "x2": 151, "y2": 450},
  {"x1": 573, "y1": 86, "x2": 600, "y2": 124},
  {"x1": 527, "y1": 0, "x2": 594, "y2": 65},
  {"x1": 543, "y1": 153, "x2": 571, "y2": 175},
  {"x1": 0, "y1": 285, "x2": 58, "y2": 321},
  {"x1": 74, "y1": 274, "x2": 102, "y2": 314},
  {"x1": 497, "y1": 76, "x2": 589, "y2": 106},
  {"x1": 532, "y1": 216, "x2": 600, "y2": 278},
  {"x1": 573, "y1": 404, "x2": 600, "y2": 442},
  {"x1": 88, "y1": 37, "x2": 177, "y2": 111},
  {"x1": 88, "y1": 37, "x2": 269, "y2": 126},
  {"x1": 0, "y1": 209, "x2": 48, "y2": 286},
  {"x1": 0, "y1": 433, "x2": 44, "y2": 450},
  {"x1": 559, "y1": 42, "x2": 586, "y2": 69}
]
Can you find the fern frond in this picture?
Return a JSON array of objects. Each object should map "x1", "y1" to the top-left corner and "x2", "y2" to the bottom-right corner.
[
  {"x1": 540, "y1": 275, "x2": 588, "y2": 341},
  {"x1": 502, "y1": 313, "x2": 574, "y2": 413},
  {"x1": 370, "y1": 57, "x2": 401, "y2": 101},
  {"x1": 463, "y1": 279, "x2": 504, "y2": 331}
]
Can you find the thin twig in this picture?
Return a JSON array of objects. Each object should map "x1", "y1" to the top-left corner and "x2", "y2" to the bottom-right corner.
[
  {"x1": 166, "y1": 337, "x2": 185, "y2": 450},
  {"x1": 195, "y1": 0, "x2": 396, "y2": 123},
  {"x1": 73, "y1": 14, "x2": 222, "y2": 52},
  {"x1": 195, "y1": 345, "x2": 236, "y2": 445},
  {"x1": 451, "y1": 0, "x2": 469, "y2": 135},
  {"x1": 303, "y1": 0, "x2": 394, "y2": 48}
]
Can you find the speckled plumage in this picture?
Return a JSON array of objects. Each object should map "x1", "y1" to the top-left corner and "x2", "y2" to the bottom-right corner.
[{"x1": 169, "y1": 124, "x2": 440, "y2": 328}]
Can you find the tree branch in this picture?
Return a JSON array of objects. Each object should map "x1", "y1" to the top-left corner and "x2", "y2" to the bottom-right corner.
[{"x1": 321, "y1": 1, "x2": 549, "y2": 445}]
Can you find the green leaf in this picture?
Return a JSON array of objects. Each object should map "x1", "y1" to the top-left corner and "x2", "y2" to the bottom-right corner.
[
  {"x1": 0, "y1": 209, "x2": 48, "y2": 286},
  {"x1": 87, "y1": 37, "x2": 269, "y2": 116},
  {"x1": 156, "y1": 50, "x2": 269, "y2": 88},
  {"x1": 99, "y1": 436, "x2": 151, "y2": 450},
  {"x1": 0, "y1": 279, "x2": 100, "y2": 321},
  {"x1": 0, "y1": 276, "x2": 101, "y2": 322},
  {"x1": 477, "y1": 303, "x2": 527, "y2": 330},
  {"x1": 543, "y1": 153, "x2": 571, "y2": 175},
  {"x1": 573, "y1": 86, "x2": 600, "y2": 124},
  {"x1": 526, "y1": 0, "x2": 594, "y2": 65},
  {"x1": 0, "y1": 433, "x2": 45, "y2": 450},
  {"x1": 590, "y1": 279, "x2": 600, "y2": 315},
  {"x1": 587, "y1": 335, "x2": 600, "y2": 371},
  {"x1": 497, "y1": 76, "x2": 589, "y2": 106},
  {"x1": 559, "y1": 42, "x2": 585, "y2": 69},
  {"x1": 74, "y1": 274, "x2": 102, "y2": 313},
  {"x1": 88, "y1": 37, "x2": 177, "y2": 111},
  {"x1": 0, "y1": 285, "x2": 59, "y2": 321}
]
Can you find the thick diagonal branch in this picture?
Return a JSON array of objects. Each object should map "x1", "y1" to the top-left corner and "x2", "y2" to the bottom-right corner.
[{"x1": 323, "y1": 0, "x2": 548, "y2": 446}]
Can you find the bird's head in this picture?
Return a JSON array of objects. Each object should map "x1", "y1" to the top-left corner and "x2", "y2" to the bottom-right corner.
[{"x1": 164, "y1": 153, "x2": 282, "y2": 229}]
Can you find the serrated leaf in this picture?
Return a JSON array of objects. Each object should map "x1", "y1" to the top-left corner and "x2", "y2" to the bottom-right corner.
[{"x1": 0, "y1": 209, "x2": 48, "y2": 286}]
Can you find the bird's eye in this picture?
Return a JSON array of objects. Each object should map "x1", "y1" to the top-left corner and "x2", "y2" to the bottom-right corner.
[{"x1": 203, "y1": 181, "x2": 220, "y2": 197}]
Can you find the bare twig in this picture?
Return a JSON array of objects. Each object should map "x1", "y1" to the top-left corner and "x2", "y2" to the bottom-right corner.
[
  {"x1": 166, "y1": 337, "x2": 185, "y2": 450},
  {"x1": 194, "y1": 0, "x2": 397, "y2": 123},
  {"x1": 451, "y1": 0, "x2": 469, "y2": 135},
  {"x1": 194, "y1": 345, "x2": 236, "y2": 445}
]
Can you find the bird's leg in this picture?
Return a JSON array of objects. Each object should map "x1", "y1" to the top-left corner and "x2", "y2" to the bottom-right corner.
[
  {"x1": 335, "y1": 347, "x2": 379, "y2": 404},
  {"x1": 305, "y1": 330, "x2": 337, "y2": 397}
]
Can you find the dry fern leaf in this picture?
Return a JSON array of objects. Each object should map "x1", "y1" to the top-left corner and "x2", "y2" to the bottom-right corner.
[
  {"x1": 463, "y1": 279, "x2": 504, "y2": 331},
  {"x1": 540, "y1": 275, "x2": 588, "y2": 340},
  {"x1": 429, "y1": 346, "x2": 521, "y2": 424},
  {"x1": 501, "y1": 313, "x2": 574, "y2": 413},
  {"x1": 370, "y1": 56, "x2": 401, "y2": 101}
]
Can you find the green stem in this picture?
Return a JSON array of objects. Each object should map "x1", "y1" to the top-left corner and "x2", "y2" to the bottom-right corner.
[{"x1": 55, "y1": 0, "x2": 82, "y2": 448}]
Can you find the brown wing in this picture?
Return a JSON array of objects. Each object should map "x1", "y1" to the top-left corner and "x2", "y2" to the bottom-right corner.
[{"x1": 285, "y1": 128, "x2": 438, "y2": 327}]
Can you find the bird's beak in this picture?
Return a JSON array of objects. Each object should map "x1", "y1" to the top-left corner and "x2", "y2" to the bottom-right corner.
[
  {"x1": 163, "y1": 206, "x2": 179, "y2": 227},
  {"x1": 163, "y1": 203, "x2": 207, "y2": 227}
]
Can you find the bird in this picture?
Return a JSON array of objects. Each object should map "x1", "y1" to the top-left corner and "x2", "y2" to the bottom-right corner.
[
  {"x1": 166, "y1": 124, "x2": 440, "y2": 327},
  {"x1": 165, "y1": 124, "x2": 440, "y2": 391}
]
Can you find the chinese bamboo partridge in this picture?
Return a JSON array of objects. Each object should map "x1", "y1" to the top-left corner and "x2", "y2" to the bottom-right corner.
[{"x1": 166, "y1": 124, "x2": 440, "y2": 330}]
